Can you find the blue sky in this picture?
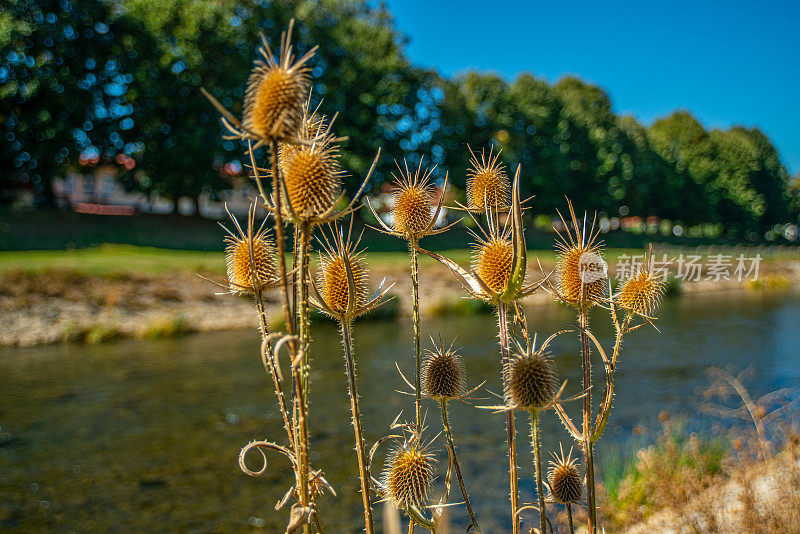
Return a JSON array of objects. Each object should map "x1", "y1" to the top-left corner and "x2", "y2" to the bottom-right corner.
[{"x1": 382, "y1": 0, "x2": 800, "y2": 174}]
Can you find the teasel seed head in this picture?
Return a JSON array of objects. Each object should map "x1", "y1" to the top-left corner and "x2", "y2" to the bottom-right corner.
[
  {"x1": 317, "y1": 244, "x2": 369, "y2": 316},
  {"x1": 473, "y1": 237, "x2": 514, "y2": 294},
  {"x1": 382, "y1": 441, "x2": 435, "y2": 509},
  {"x1": 617, "y1": 268, "x2": 665, "y2": 317},
  {"x1": 422, "y1": 343, "x2": 466, "y2": 400},
  {"x1": 548, "y1": 445, "x2": 582, "y2": 504},
  {"x1": 505, "y1": 347, "x2": 556, "y2": 410},
  {"x1": 467, "y1": 146, "x2": 509, "y2": 212},
  {"x1": 243, "y1": 23, "x2": 313, "y2": 141},
  {"x1": 223, "y1": 211, "x2": 278, "y2": 295},
  {"x1": 554, "y1": 200, "x2": 608, "y2": 308},
  {"x1": 281, "y1": 140, "x2": 343, "y2": 219}
]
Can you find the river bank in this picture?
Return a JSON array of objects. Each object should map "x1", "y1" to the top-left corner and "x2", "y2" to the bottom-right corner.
[{"x1": 2, "y1": 249, "x2": 798, "y2": 347}]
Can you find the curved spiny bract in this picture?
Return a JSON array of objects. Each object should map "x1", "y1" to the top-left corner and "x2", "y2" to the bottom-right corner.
[{"x1": 466, "y1": 146, "x2": 510, "y2": 212}]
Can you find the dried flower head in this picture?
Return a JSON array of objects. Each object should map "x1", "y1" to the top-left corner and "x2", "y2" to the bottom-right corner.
[
  {"x1": 392, "y1": 161, "x2": 435, "y2": 237},
  {"x1": 505, "y1": 343, "x2": 556, "y2": 410},
  {"x1": 554, "y1": 200, "x2": 608, "y2": 308},
  {"x1": 382, "y1": 439, "x2": 436, "y2": 509},
  {"x1": 422, "y1": 340, "x2": 466, "y2": 400},
  {"x1": 473, "y1": 234, "x2": 514, "y2": 294},
  {"x1": 242, "y1": 21, "x2": 315, "y2": 142},
  {"x1": 616, "y1": 248, "x2": 665, "y2": 317},
  {"x1": 221, "y1": 207, "x2": 278, "y2": 295},
  {"x1": 281, "y1": 136, "x2": 343, "y2": 220},
  {"x1": 548, "y1": 444, "x2": 582, "y2": 504},
  {"x1": 466, "y1": 146, "x2": 509, "y2": 212},
  {"x1": 311, "y1": 221, "x2": 394, "y2": 321}
]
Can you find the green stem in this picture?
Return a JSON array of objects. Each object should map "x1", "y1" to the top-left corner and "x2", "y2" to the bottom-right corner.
[
  {"x1": 579, "y1": 308, "x2": 597, "y2": 534},
  {"x1": 340, "y1": 321, "x2": 375, "y2": 534},
  {"x1": 497, "y1": 303, "x2": 520, "y2": 534},
  {"x1": 529, "y1": 408, "x2": 547, "y2": 534},
  {"x1": 409, "y1": 237, "x2": 422, "y2": 431},
  {"x1": 440, "y1": 399, "x2": 480, "y2": 532}
]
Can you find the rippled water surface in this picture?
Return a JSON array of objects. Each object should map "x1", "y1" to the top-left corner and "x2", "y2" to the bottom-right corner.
[{"x1": 2, "y1": 291, "x2": 799, "y2": 532}]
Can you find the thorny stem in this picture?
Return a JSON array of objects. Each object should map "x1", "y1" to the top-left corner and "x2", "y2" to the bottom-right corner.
[
  {"x1": 567, "y1": 503, "x2": 574, "y2": 534},
  {"x1": 528, "y1": 408, "x2": 547, "y2": 534},
  {"x1": 497, "y1": 303, "x2": 520, "y2": 534},
  {"x1": 269, "y1": 139, "x2": 310, "y2": 532},
  {"x1": 440, "y1": 399, "x2": 480, "y2": 532},
  {"x1": 409, "y1": 237, "x2": 422, "y2": 432},
  {"x1": 340, "y1": 321, "x2": 375, "y2": 534},
  {"x1": 579, "y1": 308, "x2": 597, "y2": 534},
  {"x1": 254, "y1": 291, "x2": 294, "y2": 450},
  {"x1": 298, "y1": 221, "x2": 312, "y2": 399}
]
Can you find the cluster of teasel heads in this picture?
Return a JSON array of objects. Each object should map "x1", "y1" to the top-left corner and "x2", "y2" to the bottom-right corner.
[{"x1": 203, "y1": 20, "x2": 667, "y2": 534}]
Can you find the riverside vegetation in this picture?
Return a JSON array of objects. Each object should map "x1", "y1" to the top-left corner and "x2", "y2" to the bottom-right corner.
[{"x1": 201, "y1": 21, "x2": 669, "y2": 534}]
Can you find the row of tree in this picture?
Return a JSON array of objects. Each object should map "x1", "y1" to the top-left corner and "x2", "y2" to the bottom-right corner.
[{"x1": 2, "y1": 0, "x2": 797, "y2": 237}]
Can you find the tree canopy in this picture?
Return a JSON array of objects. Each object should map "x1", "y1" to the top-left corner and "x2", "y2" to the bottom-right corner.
[{"x1": 1, "y1": 0, "x2": 796, "y2": 236}]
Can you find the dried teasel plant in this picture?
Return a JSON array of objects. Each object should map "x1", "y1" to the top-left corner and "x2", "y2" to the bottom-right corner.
[
  {"x1": 464, "y1": 146, "x2": 510, "y2": 213},
  {"x1": 366, "y1": 160, "x2": 458, "y2": 436},
  {"x1": 417, "y1": 164, "x2": 548, "y2": 534},
  {"x1": 482, "y1": 332, "x2": 576, "y2": 534},
  {"x1": 418, "y1": 336, "x2": 484, "y2": 532},
  {"x1": 308, "y1": 220, "x2": 394, "y2": 534},
  {"x1": 547, "y1": 444, "x2": 582, "y2": 534}
]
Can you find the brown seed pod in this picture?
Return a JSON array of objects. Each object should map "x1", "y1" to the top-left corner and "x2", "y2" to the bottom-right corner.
[
  {"x1": 224, "y1": 230, "x2": 277, "y2": 295},
  {"x1": 473, "y1": 237, "x2": 514, "y2": 294},
  {"x1": 388, "y1": 160, "x2": 436, "y2": 238},
  {"x1": 505, "y1": 349, "x2": 556, "y2": 410},
  {"x1": 242, "y1": 25, "x2": 313, "y2": 141},
  {"x1": 617, "y1": 270, "x2": 665, "y2": 317},
  {"x1": 466, "y1": 146, "x2": 509, "y2": 212},
  {"x1": 554, "y1": 245, "x2": 608, "y2": 307},
  {"x1": 422, "y1": 345, "x2": 466, "y2": 400},
  {"x1": 318, "y1": 249, "x2": 369, "y2": 315},
  {"x1": 281, "y1": 141, "x2": 343, "y2": 219},
  {"x1": 382, "y1": 442, "x2": 435, "y2": 509},
  {"x1": 548, "y1": 446, "x2": 582, "y2": 504}
]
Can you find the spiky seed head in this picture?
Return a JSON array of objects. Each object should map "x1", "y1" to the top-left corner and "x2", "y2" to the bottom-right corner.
[
  {"x1": 393, "y1": 184, "x2": 433, "y2": 236},
  {"x1": 422, "y1": 346, "x2": 465, "y2": 400},
  {"x1": 505, "y1": 350, "x2": 556, "y2": 410},
  {"x1": 243, "y1": 29, "x2": 312, "y2": 140},
  {"x1": 617, "y1": 270, "x2": 665, "y2": 316},
  {"x1": 548, "y1": 448, "x2": 582, "y2": 504},
  {"x1": 281, "y1": 142, "x2": 342, "y2": 219},
  {"x1": 554, "y1": 245, "x2": 608, "y2": 308},
  {"x1": 225, "y1": 234, "x2": 277, "y2": 295},
  {"x1": 382, "y1": 443, "x2": 435, "y2": 509},
  {"x1": 318, "y1": 252, "x2": 369, "y2": 315},
  {"x1": 473, "y1": 238, "x2": 514, "y2": 293},
  {"x1": 467, "y1": 148, "x2": 509, "y2": 212}
]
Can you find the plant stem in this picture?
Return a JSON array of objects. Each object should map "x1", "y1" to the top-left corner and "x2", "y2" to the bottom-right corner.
[
  {"x1": 298, "y1": 220, "x2": 312, "y2": 395},
  {"x1": 269, "y1": 139, "x2": 310, "y2": 532},
  {"x1": 440, "y1": 399, "x2": 480, "y2": 532},
  {"x1": 567, "y1": 503, "x2": 574, "y2": 534},
  {"x1": 409, "y1": 237, "x2": 422, "y2": 431},
  {"x1": 578, "y1": 308, "x2": 597, "y2": 534},
  {"x1": 497, "y1": 302, "x2": 520, "y2": 534},
  {"x1": 528, "y1": 408, "x2": 547, "y2": 534},
  {"x1": 340, "y1": 321, "x2": 375, "y2": 533}
]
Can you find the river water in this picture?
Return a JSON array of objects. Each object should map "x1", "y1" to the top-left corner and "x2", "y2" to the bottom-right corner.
[{"x1": 1, "y1": 290, "x2": 799, "y2": 532}]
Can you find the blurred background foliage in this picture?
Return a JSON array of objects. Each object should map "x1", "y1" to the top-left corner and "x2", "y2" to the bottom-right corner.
[{"x1": 2, "y1": 0, "x2": 798, "y2": 238}]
